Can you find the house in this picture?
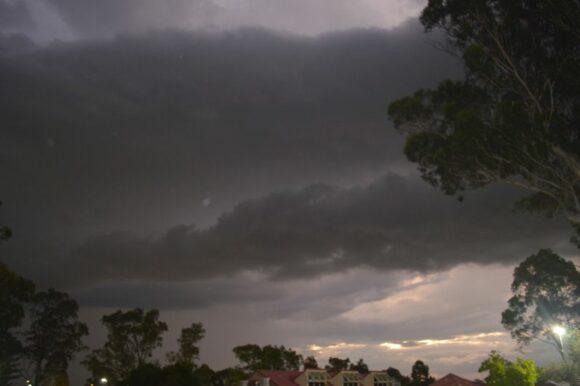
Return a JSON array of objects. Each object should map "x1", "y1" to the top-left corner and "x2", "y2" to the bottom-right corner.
[
  {"x1": 245, "y1": 369, "x2": 401, "y2": 386},
  {"x1": 430, "y1": 374, "x2": 486, "y2": 386}
]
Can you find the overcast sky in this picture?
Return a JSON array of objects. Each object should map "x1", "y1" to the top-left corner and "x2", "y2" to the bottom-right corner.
[{"x1": 0, "y1": 0, "x2": 576, "y2": 383}]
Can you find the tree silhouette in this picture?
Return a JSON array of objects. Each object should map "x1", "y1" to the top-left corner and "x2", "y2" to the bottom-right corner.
[
  {"x1": 388, "y1": 0, "x2": 580, "y2": 240},
  {"x1": 410, "y1": 361, "x2": 434, "y2": 386}
]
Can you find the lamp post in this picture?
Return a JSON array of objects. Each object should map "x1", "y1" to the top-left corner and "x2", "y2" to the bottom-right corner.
[{"x1": 552, "y1": 325, "x2": 566, "y2": 360}]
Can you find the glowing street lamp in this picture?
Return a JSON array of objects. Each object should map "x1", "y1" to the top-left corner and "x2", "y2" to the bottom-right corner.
[
  {"x1": 99, "y1": 378, "x2": 108, "y2": 385},
  {"x1": 553, "y1": 325, "x2": 566, "y2": 337},
  {"x1": 552, "y1": 325, "x2": 566, "y2": 360}
]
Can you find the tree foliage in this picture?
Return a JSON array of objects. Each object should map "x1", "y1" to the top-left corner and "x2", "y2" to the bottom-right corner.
[
  {"x1": 478, "y1": 351, "x2": 539, "y2": 386},
  {"x1": 232, "y1": 344, "x2": 302, "y2": 372},
  {"x1": 410, "y1": 360, "x2": 434, "y2": 386},
  {"x1": 120, "y1": 364, "x2": 164, "y2": 386},
  {"x1": 193, "y1": 364, "x2": 215, "y2": 386},
  {"x1": 26, "y1": 289, "x2": 88, "y2": 386},
  {"x1": 232, "y1": 344, "x2": 261, "y2": 372},
  {"x1": 349, "y1": 359, "x2": 369, "y2": 374},
  {"x1": 211, "y1": 367, "x2": 247, "y2": 386},
  {"x1": 166, "y1": 322, "x2": 205, "y2": 366},
  {"x1": 388, "y1": 0, "x2": 580, "y2": 236},
  {"x1": 0, "y1": 263, "x2": 35, "y2": 386},
  {"x1": 0, "y1": 201, "x2": 12, "y2": 242},
  {"x1": 540, "y1": 330, "x2": 580, "y2": 385},
  {"x1": 120, "y1": 363, "x2": 200, "y2": 386},
  {"x1": 386, "y1": 367, "x2": 410, "y2": 386},
  {"x1": 303, "y1": 356, "x2": 318, "y2": 370},
  {"x1": 83, "y1": 309, "x2": 168, "y2": 384},
  {"x1": 325, "y1": 357, "x2": 350, "y2": 373},
  {"x1": 1, "y1": 265, "x2": 89, "y2": 386},
  {"x1": 501, "y1": 249, "x2": 580, "y2": 349}
]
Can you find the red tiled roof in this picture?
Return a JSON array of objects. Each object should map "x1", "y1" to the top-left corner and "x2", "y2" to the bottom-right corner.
[
  {"x1": 431, "y1": 374, "x2": 485, "y2": 386},
  {"x1": 256, "y1": 370, "x2": 303, "y2": 386}
]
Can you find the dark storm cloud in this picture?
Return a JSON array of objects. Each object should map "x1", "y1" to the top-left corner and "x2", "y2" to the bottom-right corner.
[
  {"x1": 0, "y1": 0, "x2": 34, "y2": 30},
  {"x1": 0, "y1": 32, "x2": 35, "y2": 55},
  {"x1": 42, "y1": 173, "x2": 570, "y2": 288},
  {"x1": 11, "y1": 0, "x2": 425, "y2": 41},
  {"x1": 1, "y1": 23, "x2": 570, "y2": 307},
  {"x1": 71, "y1": 265, "x2": 402, "y2": 311},
  {"x1": 45, "y1": 0, "x2": 220, "y2": 38},
  {"x1": 73, "y1": 277, "x2": 284, "y2": 309},
  {"x1": 1, "y1": 22, "x2": 458, "y2": 244}
]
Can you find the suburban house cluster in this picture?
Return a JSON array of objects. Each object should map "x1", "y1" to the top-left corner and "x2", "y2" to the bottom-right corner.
[
  {"x1": 244, "y1": 370, "x2": 500, "y2": 386},
  {"x1": 245, "y1": 370, "x2": 402, "y2": 386}
]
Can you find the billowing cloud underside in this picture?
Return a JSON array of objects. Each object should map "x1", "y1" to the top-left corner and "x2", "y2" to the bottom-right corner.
[
  {"x1": 2, "y1": 0, "x2": 426, "y2": 40},
  {"x1": 0, "y1": 22, "x2": 571, "y2": 299}
]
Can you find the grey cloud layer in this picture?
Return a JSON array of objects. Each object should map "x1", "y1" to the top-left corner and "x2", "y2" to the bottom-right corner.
[
  {"x1": 2, "y1": 0, "x2": 425, "y2": 40},
  {"x1": 43, "y1": 174, "x2": 570, "y2": 289},
  {"x1": 45, "y1": 0, "x2": 220, "y2": 38},
  {"x1": 1, "y1": 23, "x2": 457, "y2": 245},
  {"x1": 1, "y1": 24, "x2": 571, "y2": 295},
  {"x1": 0, "y1": 0, "x2": 34, "y2": 30}
]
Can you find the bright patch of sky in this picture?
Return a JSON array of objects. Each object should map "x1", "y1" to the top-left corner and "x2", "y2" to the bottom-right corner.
[{"x1": 9, "y1": 0, "x2": 428, "y2": 42}]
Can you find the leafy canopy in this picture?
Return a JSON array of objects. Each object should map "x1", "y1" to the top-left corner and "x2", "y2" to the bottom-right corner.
[
  {"x1": 303, "y1": 356, "x2": 318, "y2": 370},
  {"x1": 349, "y1": 358, "x2": 369, "y2": 375},
  {"x1": 410, "y1": 360, "x2": 435, "y2": 386},
  {"x1": 385, "y1": 367, "x2": 410, "y2": 386},
  {"x1": 26, "y1": 289, "x2": 88, "y2": 386},
  {"x1": 166, "y1": 322, "x2": 205, "y2": 366},
  {"x1": 540, "y1": 330, "x2": 580, "y2": 385},
  {"x1": 325, "y1": 357, "x2": 350, "y2": 373},
  {"x1": 1, "y1": 264, "x2": 88, "y2": 386},
  {"x1": 478, "y1": 351, "x2": 539, "y2": 386},
  {"x1": 232, "y1": 344, "x2": 302, "y2": 372},
  {"x1": 120, "y1": 363, "x2": 201, "y2": 386},
  {"x1": 388, "y1": 0, "x2": 580, "y2": 235},
  {"x1": 0, "y1": 263, "x2": 35, "y2": 386},
  {"x1": 501, "y1": 249, "x2": 580, "y2": 349},
  {"x1": 83, "y1": 308, "x2": 168, "y2": 384}
]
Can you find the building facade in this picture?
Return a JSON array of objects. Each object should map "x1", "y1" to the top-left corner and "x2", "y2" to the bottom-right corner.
[{"x1": 247, "y1": 369, "x2": 401, "y2": 386}]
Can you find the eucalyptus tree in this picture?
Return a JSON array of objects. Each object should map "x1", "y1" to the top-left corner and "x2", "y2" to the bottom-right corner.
[
  {"x1": 166, "y1": 322, "x2": 206, "y2": 366},
  {"x1": 0, "y1": 263, "x2": 34, "y2": 386},
  {"x1": 388, "y1": 0, "x2": 580, "y2": 239},
  {"x1": 501, "y1": 249, "x2": 580, "y2": 353},
  {"x1": 26, "y1": 289, "x2": 88, "y2": 386},
  {"x1": 83, "y1": 309, "x2": 168, "y2": 384}
]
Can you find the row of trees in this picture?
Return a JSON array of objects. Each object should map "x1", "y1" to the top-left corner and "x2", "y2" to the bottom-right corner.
[
  {"x1": 2, "y1": 234, "x2": 579, "y2": 386},
  {"x1": 0, "y1": 251, "x2": 210, "y2": 386},
  {"x1": 0, "y1": 259, "x2": 437, "y2": 386}
]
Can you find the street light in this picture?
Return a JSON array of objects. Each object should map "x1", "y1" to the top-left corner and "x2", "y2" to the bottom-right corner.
[
  {"x1": 553, "y1": 325, "x2": 566, "y2": 337},
  {"x1": 552, "y1": 325, "x2": 566, "y2": 360},
  {"x1": 99, "y1": 378, "x2": 108, "y2": 385}
]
